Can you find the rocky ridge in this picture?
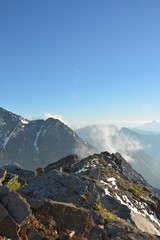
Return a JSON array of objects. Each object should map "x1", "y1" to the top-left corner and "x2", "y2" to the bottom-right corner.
[{"x1": 0, "y1": 152, "x2": 160, "y2": 239}]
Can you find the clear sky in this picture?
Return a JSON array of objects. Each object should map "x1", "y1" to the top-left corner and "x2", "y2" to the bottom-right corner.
[{"x1": 0, "y1": 0, "x2": 160, "y2": 126}]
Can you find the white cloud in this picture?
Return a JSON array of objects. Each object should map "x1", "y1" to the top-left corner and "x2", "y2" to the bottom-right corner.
[
  {"x1": 44, "y1": 113, "x2": 68, "y2": 125},
  {"x1": 77, "y1": 124, "x2": 146, "y2": 163}
]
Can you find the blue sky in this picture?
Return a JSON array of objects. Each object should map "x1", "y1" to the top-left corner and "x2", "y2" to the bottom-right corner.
[{"x1": 0, "y1": 0, "x2": 160, "y2": 126}]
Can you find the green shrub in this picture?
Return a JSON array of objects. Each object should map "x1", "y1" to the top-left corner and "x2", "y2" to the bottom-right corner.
[
  {"x1": 80, "y1": 194, "x2": 88, "y2": 202},
  {"x1": 38, "y1": 223, "x2": 47, "y2": 232},
  {"x1": 7, "y1": 179, "x2": 21, "y2": 191},
  {"x1": 96, "y1": 202, "x2": 123, "y2": 224},
  {"x1": 128, "y1": 187, "x2": 140, "y2": 197}
]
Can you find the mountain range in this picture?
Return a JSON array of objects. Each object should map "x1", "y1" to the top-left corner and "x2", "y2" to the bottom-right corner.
[
  {"x1": 0, "y1": 107, "x2": 160, "y2": 189},
  {"x1": 76, "y1": 125, "x2": 160, "y2": 188},
  {"x1": 0, "y1": 107, "x2": 160, "y2": 239},
  {"x1": 136, "y1": 121, "x2": 160, "y2": 133}
]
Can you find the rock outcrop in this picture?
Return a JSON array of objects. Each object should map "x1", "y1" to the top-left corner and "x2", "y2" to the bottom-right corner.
[
  {"x1": 0, "y1": 152, "x2": 160, "y2": 239},
  {"x1": 0, "y1": 202, "x2": 19, "y2": 239}
]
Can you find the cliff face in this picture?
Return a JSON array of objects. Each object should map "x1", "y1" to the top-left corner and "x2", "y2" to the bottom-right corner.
[{"x1": 0, "y1": 152, "x2": 160, "y2": 239}]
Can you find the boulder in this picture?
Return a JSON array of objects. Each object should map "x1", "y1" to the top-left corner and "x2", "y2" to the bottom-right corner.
[
  {"x1": 0, "y1": 202, "x2": 19, "y2": 239},
  {"x1": 3, "y1": 164, "x2": 36, "y2": 182},
  {"x1": 44, "y1": 154, "x2": 78, "y2": 173},
  {"x1": 0, "y1": 186, "x2": 31, "y2": 224},
  {"x1": 131, "y1": 211, "x2": 160, "y2": 236},
  {"x1": 101, "y1": 195, "x2": 131, "y2": 221},
  {"x1": 105, "y1": 221, "x2": 160, "y2": 240},
  {"x1": 32, "y1": 199, "x2": 104, "y2": 240},
  {"x1": 18, "y1": 170, "x2": 102, "y2": 207}
]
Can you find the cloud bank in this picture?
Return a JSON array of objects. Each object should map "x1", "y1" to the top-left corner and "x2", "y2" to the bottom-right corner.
[{"x1": 76, "y1": 125, "x2": 151, "y2": 162}]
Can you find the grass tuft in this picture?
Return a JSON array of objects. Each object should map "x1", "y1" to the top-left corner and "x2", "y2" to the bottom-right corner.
[{"x1": 7, "y1": 179, "x2": 21, "y2": 191}]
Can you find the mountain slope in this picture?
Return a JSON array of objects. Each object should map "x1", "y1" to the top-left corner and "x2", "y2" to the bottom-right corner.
[
  {"x1": 137, "y1": 121, "x2": 160, "y2": 133},
  {"x1": 0, "y1": 108, "x2": 95, "y2": 169},
  {"x1": 76, "y1": 125, "x2": 160, "y2": 188},
  {"x1": 0, "y1": 152, "x2": 160, "y2": 239}
]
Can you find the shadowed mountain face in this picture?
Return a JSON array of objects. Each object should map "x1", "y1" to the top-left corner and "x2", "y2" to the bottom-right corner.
[
  {"x1": 0, "y1": 108, "x2": 95, "y2": 169},
  {"x1": 76, "y1": 125, "x2": 160, "y2": 188}
]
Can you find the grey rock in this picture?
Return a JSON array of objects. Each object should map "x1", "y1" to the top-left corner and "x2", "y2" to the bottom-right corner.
[
  {"x1": 101, "y1": 195, "x2": 132, "y2": 221},
  {"x1": 3, "y1": 164, "x2": 36, "y2": 182},
  {"x1": 114, "y1": 152, "x2": 149, "y2": 185},
  {"x1": 44, "y1": 154, "x2": 79, "y2": 173},
  {"x1": 0, "y1": 202, "x2": 19, "y2": 239},
  {"x1": 26, "y1": 227, "x2": 44, "y2": 240},
  {"x1": 19, "y1": 170, "x2": 102, "y2": 207},
  {"x1": 0, "y1": 186, "x2": 31, "y2": 224},
  {"x1": 105, "y1": 221, "x2": 160, "y2": 240}
]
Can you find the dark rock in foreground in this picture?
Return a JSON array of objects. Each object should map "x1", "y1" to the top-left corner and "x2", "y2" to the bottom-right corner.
[{"x1": 0, "y1": 152, "x2": 160, "y2": 239}]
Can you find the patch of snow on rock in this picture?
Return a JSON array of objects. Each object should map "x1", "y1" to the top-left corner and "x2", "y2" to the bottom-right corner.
[
  {"x1": 107, "y1": 177, "x2": 118, "y2": 190},
  {"x1": 76, "y1": 168, "x2": 88, "y2": 174},
  {"x1": 100, "y1": 180, "x2": 111, "y2": 196},
  {"x1": 100, "y1": 180, "x2": 108, "y2": 185},
  {"x1": 42, "y1": 125, "x2": 51, "y2": 137},
  {"x1": 34, "y1": 126, "x2": 43, "y2": 160},
  {"x1": 104, "y1": 188, "x2": 111, "y2": 196},
  {"x1": 115, "y1": 194, "x2": 160, "y2": 227},
  {"x1": 3, "y1": 123, "x2": 20, "y2": 149},
  {"x1": 90, "y1": 164, "x2": 96, "y2": 168},
  {"x1": 20, "y1": 118, "x2": 29, "y2": 124}
]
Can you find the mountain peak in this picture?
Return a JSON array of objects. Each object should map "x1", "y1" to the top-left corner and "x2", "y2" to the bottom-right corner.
[
  {"x1": 0, "y1": 107, "x2": 95, "y2": 169},
  {"x1": 152, "y1": 120, "x2": 158, "y2": 124}
]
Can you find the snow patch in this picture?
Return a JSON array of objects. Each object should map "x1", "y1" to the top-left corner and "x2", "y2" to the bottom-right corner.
[
  {"x1": 20, "y1": 118, "x2": 29, "y2": 124},
  {"x1": 115, "y1": 193, "x2": 139, "y2": 214},
  {"x1": 3, "y1": 123, "x2": 20, "y2": 149},
  {"x1": 34, "y1": 126, "x2": 43, "y2": 160},
  {"x1": 100, "y1": 180, "x2": 108, "y2": 185},
  {"x1": 115, "y1": 193, "x2": 160, "y2": 226},
  {"x1": 100, "y1": 180, "x2": 111, "y2": 196},
  {"x1": 42, "y1": 125, "x2": 51, "y2": 137},
  {"x1": 107, "y1": 177, "x2": 118, "y2": 190},
  {"x1": 104, "y1": 188, "x2": 111, "y2": 196},
  {"x1": 76, "y1": 168, "x2": 88, "y2": 174},
  {"x1": 90, "y1": 164, "x2": 96, "y2": 167},
  {"x1": 3, "y1": 130, "x2": 10, "y2": 149}
]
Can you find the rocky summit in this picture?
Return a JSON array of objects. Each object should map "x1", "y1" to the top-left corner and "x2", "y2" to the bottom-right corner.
[
  {"x1": 0, "y1": 108, "x2": 95, "y2": 169},
  {"x1": 0, "y1": 152, "x2": 160, "y2": 239}
]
